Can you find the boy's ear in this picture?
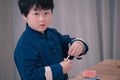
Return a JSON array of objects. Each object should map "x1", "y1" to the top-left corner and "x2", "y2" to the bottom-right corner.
[{"x1": 22, "y1": 14, "x2": 27, "y2": 21}]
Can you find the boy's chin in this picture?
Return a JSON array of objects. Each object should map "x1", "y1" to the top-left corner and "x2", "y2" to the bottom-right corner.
[{"x1": 38, "y1": 29, "x2": 46, "y2": 33}]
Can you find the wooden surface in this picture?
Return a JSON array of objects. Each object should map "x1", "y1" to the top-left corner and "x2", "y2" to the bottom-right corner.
[{"x1": 68, "y1": 59, "x2": 120, "y2": 80}]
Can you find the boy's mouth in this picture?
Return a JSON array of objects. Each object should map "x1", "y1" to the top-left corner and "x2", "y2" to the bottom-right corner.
[
  {"x1": 40, "y1": 24, "x2": 45, "y2": 26},
  {"x1": 40, "y1": 24, "x2": 46, "y2": 28}
]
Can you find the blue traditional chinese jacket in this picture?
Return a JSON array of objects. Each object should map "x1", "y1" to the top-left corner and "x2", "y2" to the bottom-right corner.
[{"x1": 14, "y1": 24, "x2": 88, "y2": 80}]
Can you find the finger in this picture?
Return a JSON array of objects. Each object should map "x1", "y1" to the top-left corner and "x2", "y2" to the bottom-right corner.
[
  {"x1": 64, "y1": 58, "x2": 68, "y2": 61},
  {"x1": 67, "y1": 59, "x2": 72, "y2": 64},
  {"x1": 74, "y1": 44, "x2": 84, "y2": 56},
  {"x1": 69, "y1": 45, "x2": 79, "y2": 56},
  {"x1": 68, "y1": 45, "x2": 74, "y2": 55},
  {"x1": 68, "y1": 44, "x2": 77, "y2": 54},
  {"x1": 74, "y1": 48, "x2": 80, "y2": 57}
]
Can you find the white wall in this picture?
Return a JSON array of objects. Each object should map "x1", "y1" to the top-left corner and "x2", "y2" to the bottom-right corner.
[
  {"x1": 0, "y1": 0, "x2": 14, "y2": 80},
  {"x1": 11, "y1": 0, "x2": 25, "y2": 79}
]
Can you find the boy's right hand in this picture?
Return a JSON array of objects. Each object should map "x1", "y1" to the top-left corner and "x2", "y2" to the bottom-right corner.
[{"x1": 60, "y1": 59, "x2": 72, "y2": 74}]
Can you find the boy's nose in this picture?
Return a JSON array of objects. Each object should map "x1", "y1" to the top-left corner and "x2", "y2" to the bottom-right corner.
[{"x1": 39, "y1": 15, "x2": 45, "y2": 22}]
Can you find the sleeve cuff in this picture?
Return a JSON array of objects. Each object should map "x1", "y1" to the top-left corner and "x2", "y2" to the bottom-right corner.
[{"x1": 45, "y1": 66, "x2": 53, "y2": 80}]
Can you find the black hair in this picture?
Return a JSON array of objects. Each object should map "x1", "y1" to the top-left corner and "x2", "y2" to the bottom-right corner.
[{"x1": 18, "y1": 0, "x2": 54, "y2": 17}]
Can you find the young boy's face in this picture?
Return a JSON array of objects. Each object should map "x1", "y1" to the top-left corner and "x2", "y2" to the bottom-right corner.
[{"x1": 22, "y1": 6, "x2": 52, "y2": 33}]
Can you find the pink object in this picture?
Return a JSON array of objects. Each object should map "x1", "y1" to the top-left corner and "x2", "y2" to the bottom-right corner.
[{"x1": 82, "y1": 70, "x2": 96, "y2": 78}]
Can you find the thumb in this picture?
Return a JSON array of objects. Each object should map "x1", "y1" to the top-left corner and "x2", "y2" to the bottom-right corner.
[{"x1": 64, "y1": 58, "x2": 68, "y2": 61}]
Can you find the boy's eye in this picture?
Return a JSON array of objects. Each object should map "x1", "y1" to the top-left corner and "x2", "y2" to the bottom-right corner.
[
  {"x1": 44, "y1": 12, "x2": 49, "y2": 15},
  {"x1": 34, "y1": 13, "x2": 38, "y2": 15}
]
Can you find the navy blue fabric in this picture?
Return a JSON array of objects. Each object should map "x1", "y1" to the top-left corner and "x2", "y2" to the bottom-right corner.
[
  {"x1": 14, "y1": 24, "x2": 88, "y2": 80},
  {"x1": 14, "y1": 24, "x2": 73, "y2": 80}
]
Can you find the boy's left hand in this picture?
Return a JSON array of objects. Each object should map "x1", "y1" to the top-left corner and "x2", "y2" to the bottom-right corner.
[{"x1": 68, "y1": 41, "x2": 83, "y2": 57}]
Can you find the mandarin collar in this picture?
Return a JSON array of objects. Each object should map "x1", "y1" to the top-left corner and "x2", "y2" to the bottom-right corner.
[{"x1": 25, "y1": 24, "x2": 47, "y2": 39}]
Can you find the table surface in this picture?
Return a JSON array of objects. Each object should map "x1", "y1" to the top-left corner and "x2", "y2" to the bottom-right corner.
[{"x1": 68, "y1": 59, "x2": 120, "y2": 80}]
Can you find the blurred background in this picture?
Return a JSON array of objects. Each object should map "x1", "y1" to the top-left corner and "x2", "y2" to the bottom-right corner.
[{"x1": 0, "y1": 0, "x2": 120, "y2": 80}]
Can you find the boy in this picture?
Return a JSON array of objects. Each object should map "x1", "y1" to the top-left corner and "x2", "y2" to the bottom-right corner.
[{"x1": 14, "y1": 0, "x2": 88, "y2": 80}]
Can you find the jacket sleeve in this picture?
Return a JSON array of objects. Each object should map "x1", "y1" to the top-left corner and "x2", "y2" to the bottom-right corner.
[
  {"x1": 51, "y1": 29, "x2": 89, "y2": 59},
  {"x1": 51, "y1": 29, "x2": 74, "y2": 58}
]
